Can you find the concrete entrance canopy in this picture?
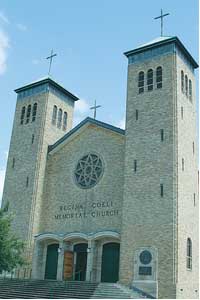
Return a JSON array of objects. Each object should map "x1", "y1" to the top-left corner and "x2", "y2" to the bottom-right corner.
[{"x1": 32, "y1": 231, "x2": 120, "y2": 281}]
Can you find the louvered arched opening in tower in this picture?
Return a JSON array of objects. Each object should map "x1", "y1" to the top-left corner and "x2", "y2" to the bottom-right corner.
[
  {"x1": 185, "y1": 74, "x2": 188, "y2": 97},
  {"x1": 138, "y1": 71, "x2": 144, "y2": 94},
  {"x1": 186, "y1": 238, "x2": 192, "y2": 270},
  {"x1": 26, "y1": 105, "x2": 31, "y2": 124},
  {"x1": 63, "y1": 112, "x2": 68, "y2": 131},
  {"x1": 189, "y1": 79, "x2": 192, "y2": 102},
  {"x1": 181, "y1": 70, "x2": 184, "y2": 93},
  {"x1": 147, "y1": 69, "x2": 153, "y2": 91},
  {"x1": 32, "y1": 103, "x2": 37, "y2": 122},
  {"x1": 57, "y1": 108, "x2": 63, "y2": 128},
  {"x1": 20, "y1": 106, "x2": 26, "y2": 125},
  {"x1": 52, "y1": 105, "x2": 57, "y2": 125},
  {"x1": 156, "y1": 66, "x2": 162, "y2": 89}
]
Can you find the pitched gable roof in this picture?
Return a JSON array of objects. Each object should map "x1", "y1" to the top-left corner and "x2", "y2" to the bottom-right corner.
[{"x1": 48, "y1": 117, "x2": 125, "y2": 153}]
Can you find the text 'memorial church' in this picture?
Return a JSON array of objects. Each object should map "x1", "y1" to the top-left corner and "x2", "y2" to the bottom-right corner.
[{"x1": 1, "y1": 35, "x2": 199, "y2": 299}]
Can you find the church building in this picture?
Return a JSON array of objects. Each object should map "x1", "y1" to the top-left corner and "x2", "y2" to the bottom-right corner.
[{"x1": 1, "y1": 36, "x2": 199, "y2": 299}]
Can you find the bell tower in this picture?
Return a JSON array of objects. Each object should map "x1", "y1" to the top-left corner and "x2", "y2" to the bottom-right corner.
[
  {"x1": 2, "y1": 77, "x2": 79, "y2": 256},
  {"x1": 120, "y1": 37, "x2": 198, "y2": 299}
]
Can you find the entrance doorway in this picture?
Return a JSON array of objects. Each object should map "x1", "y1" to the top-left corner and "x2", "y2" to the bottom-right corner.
[
  {"x1": 74, "y1": 243, "x2": 88, "y2": 281},
  {"x1": 63, "y1": 251, "x2": 74, "y2": 281},
  {"x1": 101, "y1": 242, "x2": 120, "y2": 283},
  {"x1": 44, "y1": 243, "x2": 59, "y2": 279}
]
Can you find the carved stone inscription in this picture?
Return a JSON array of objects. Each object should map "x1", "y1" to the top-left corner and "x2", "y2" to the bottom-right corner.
[{"x1": 54, "y1": 201, "x2": 119, "y2": 220}]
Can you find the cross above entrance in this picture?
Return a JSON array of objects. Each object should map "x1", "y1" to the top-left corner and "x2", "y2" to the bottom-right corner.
[
  {"x1": 46, "y1": 49, "x2": 57, "y2": 75},
  {"x1": 154, "y1": 9, "x2": 170, "y2": 36},
  {"x1": 90, "y1": 100, "x2": 101, "y2": 120}
]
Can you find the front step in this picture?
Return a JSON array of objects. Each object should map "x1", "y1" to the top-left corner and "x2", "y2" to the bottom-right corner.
[
  {"x1": 91, "y1": 283, "x2": 145, "y2": 299},
  {"x1": 0, "y1": 278, "x2": 144, "y2": 299}
]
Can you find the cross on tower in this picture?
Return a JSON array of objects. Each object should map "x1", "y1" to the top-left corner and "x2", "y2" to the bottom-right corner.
[
  {"x1": 154, "y1": 9, "x2": 170, "y2": 36},
  {"x1": 46, "y1": 49, "x2": 57, "y2": 75},
  {"x1": 90, "y1": 100, "x2": 101, "y2": 119}
]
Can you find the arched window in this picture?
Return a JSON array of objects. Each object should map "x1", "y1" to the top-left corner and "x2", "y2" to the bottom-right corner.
[
  {"x1": 57, "y1": 108, "x2": 62, "y2": 128},
  {"x1": 32, "y1": 103, "x2": 37, "y2": 122},
  {"x1": 147, "y1": 69, "x2": 153, "y2": 91},
  {"x1": 185, "y1": 75, "x2": 188, "y2": 97},
  {"x1": 181, "y1": 71, "x2": 184, "y2": 93},
  {"x1": 26, "y1": 105, "x2": 31, "y2": 124},
  {"x1": 63, "y1": 112, "x2": 68, "y2": 131},
  {"x1": 138, "y1": 71, "x2": 144, "y2": 94},
  {"x1": 52, "y1": 105, "x2": 57, "y2": 125},
  {"x1": 186, "y1": 238, "x2": 192, "y2": 269},
  {"x1": 189, "y1": 79, "x2": 192, "y2": 101},
  {"x1": 156, "y1": 66, "x2": 162, "y2": 88},
  {"x1": 20, "y1": 106, "x2": 26, "y2": 125}
]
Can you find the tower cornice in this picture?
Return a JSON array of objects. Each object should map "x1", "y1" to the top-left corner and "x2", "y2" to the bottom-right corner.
[
  {"x1": 124, "y1": 36, "x2": 198, "y2": 69},
  {"x1": 14, "y1": 77, "x2": 79, "y2": 101}
]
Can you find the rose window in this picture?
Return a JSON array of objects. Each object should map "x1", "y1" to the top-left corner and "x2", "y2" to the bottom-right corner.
[{"x1": 74, "y1": 153, "x2": 103, "y2": 188}]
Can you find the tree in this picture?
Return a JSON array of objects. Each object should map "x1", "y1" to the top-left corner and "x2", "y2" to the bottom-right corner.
[{"x1": 0, "y1": 204, "x2": 25, "y2": 273}]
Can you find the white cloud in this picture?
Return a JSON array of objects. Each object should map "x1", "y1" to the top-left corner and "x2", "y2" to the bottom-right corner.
[
  {"x1": 0, "y1": 169, "x2": 6, "y2": 206},
  {"x1": 0, "y1": 11, "x2": 9, "y2": 24},
  {"x1": 75, "y1": 98, "x2": 90, "y2": 114},
  {"x1": 0, "y1": 29, "x2": 9, "y2": 75},
  {"x1": 117, "y1": 116, "x2": 126, "y2": 129},
  {"x1": 73, "y1": 98, "x2": 90, "y2": 127},
  {"x1": 16, "y1": 23, "x2": 27, "y2": 31}
]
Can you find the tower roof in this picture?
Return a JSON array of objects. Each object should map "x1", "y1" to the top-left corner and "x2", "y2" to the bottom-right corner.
[
  {"x1": 15, "y1": 76, "x2": 79, "y2": 101},
  {"x1": 124, "y1": 36, "x2": 198, "y2": 69}
]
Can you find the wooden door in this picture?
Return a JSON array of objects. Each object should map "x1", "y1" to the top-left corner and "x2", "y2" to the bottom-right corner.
[{"x1": 63, "y1": 251, "x2": 74, "y2": 280}]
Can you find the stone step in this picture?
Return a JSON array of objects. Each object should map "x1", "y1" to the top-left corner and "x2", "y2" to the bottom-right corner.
[
  {"x1": 0, "y1": 278, "x2": 142, "y2": 299},
  {"x1": 0, "y1": 290, "x2": 130, "y2": 297},
  {"x1": 0, "y1": 279, "x2": 97, "y2": 285}
]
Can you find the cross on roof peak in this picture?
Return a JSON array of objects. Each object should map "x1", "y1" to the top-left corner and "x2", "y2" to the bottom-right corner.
[
  {"x1": 46, "y1": 49, "x2": 57, "y2": 75},
  {"x1": 154, "y1": 9, "x2": 170, "y2": 36},
  {"x1": 90, "y1": 100, "x2": 101, "y2": 119}
]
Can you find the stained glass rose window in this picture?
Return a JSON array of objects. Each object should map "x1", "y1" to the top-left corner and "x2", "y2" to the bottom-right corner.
[{"x1": 74, "y1": 153, "x2": 103, "y2": 188}]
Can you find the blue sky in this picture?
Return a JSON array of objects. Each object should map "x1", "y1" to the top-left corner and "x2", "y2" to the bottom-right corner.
[{"x1": 0, "y1": 0, "x2": 199, "y2": 202}]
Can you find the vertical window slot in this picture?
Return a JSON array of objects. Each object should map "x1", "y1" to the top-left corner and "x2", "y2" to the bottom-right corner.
[
  {"x1": 160, "y1": 129, "x2": 164, "y2": 141},
  {"x1": 136, "y1": 110, "x2": 139, "y2": 120},
  {"x1": 134, "y1": 160, "x2": 137, "y2": 172},
  {"x1": 160, "y1": 184, "x2": 164, "y2": 197}
]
